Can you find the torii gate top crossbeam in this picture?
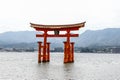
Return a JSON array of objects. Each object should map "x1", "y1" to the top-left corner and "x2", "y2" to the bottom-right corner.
[{"x1": 30, "y1": 22, "x2": 85, "y2": 31}]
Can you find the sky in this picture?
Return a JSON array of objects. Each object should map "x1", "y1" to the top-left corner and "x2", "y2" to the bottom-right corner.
[{"x1": 0, "y1": 0, "x2": 120, "y2": 33}]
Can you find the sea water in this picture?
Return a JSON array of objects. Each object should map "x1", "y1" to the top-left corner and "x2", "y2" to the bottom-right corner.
[{"x1": 0, "y1": 52, "x2": 120, "y2": 80}]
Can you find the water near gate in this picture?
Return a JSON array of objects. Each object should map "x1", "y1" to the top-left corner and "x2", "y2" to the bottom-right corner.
[{"x1": 0, "y1": 52, "x2": 120, "y2": 80}]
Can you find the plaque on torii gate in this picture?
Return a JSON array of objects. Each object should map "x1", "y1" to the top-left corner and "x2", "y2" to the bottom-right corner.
[{"x1": 30, "y1": 22, "x2": 85, "y2": 63}]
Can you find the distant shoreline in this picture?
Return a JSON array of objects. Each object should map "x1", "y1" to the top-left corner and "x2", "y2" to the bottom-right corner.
[{"x1": 0, "y1": 51, "x2": 120, "y2": 54}]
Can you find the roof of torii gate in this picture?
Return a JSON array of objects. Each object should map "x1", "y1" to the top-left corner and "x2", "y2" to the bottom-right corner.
[{"x1": 30, "y1": 22, "x2": 85, "y2": 31}]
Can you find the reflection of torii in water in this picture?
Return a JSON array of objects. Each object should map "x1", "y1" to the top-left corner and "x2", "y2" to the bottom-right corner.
[{"x1": 30, "y1": 22, "x2": 85, "y2": 63}]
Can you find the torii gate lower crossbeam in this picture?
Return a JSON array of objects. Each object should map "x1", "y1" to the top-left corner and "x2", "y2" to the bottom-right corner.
[{"x1": 30, "y1": 22, "x2": 85, "y2": 63}]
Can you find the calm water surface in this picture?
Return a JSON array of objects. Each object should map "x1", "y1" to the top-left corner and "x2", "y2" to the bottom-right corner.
[{"x1": 0, "y1": 52, "x2": 120, "y2": 80}]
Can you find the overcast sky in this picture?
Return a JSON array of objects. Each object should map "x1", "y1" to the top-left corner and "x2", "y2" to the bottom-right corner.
[{"x1": 0, "y1": 0, "x2": 120, "y2": 33}]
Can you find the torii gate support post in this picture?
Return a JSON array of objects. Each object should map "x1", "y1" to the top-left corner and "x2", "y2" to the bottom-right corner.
[
  {"x1": 64, "y1": 30, "x2": 70, "y2": 63},
  {"x1": 37, "y1": 40, "x2": 50, "y2": 63},
  {"x1": 63, "y1": 42, "x2": 75, "y2": 63},
  {"x1": 67, "y1": 30, "x2": 71, "y2": 63},
  {"x1": 37, "y1": 31, "x2": 51, "y2": 63},
  {"x1": 47, "y1": 42, "x2": 50, "y2": 62},
  {"x1": 71, "y1": 42, "x2": 74, "y2": 62},
  {"x1": 63, "y1": 42, "x2": 68, "y2": 63},
  {"x1": 64, "y1": 30, "x2": 75, "y2": 63},
  {"x1": 38, "y1": 42, "x2": 42, "y2": 63},
  {"x1": 43, "y1": 30, "x2": 47, "y2": 62}
]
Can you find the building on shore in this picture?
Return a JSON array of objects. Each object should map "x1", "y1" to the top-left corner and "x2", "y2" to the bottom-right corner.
[{"x1": 110, "y1": 47, "x2": 120, "y2": 53}]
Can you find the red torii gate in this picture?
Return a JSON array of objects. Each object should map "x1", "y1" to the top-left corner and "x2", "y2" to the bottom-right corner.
[{"x1": 30, "y1": 22, "x2": 85, "y2": 63}]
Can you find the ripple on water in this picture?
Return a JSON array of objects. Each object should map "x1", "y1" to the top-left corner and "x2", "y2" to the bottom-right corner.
[{"x1": 0, "y1": 52, "x2": 120, "y2": 80}]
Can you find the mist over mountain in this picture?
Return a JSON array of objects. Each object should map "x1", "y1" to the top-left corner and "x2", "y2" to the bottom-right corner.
[
  {"x1": 76, "y1": 28, "x2": 120, "y2": 47},
  {"x1": 0, "y1": 28, "x2": 120, "y2": 48},
  {"x1": 0, "y1": 31, "x2": 36, "y2": 44}
]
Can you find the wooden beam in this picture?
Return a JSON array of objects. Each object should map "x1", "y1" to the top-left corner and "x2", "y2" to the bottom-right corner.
[
  {"x1": 35, "y1": 27, "x2": 80, "y2": 31},
  {"x1": 36, "y1": 34, "x2": 79, "y2": 37}
]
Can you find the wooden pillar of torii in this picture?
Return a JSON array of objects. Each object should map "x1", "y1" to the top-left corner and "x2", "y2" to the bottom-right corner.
[{"x1": 30, "y1": 22, "x2": 85, "y2": 63}]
